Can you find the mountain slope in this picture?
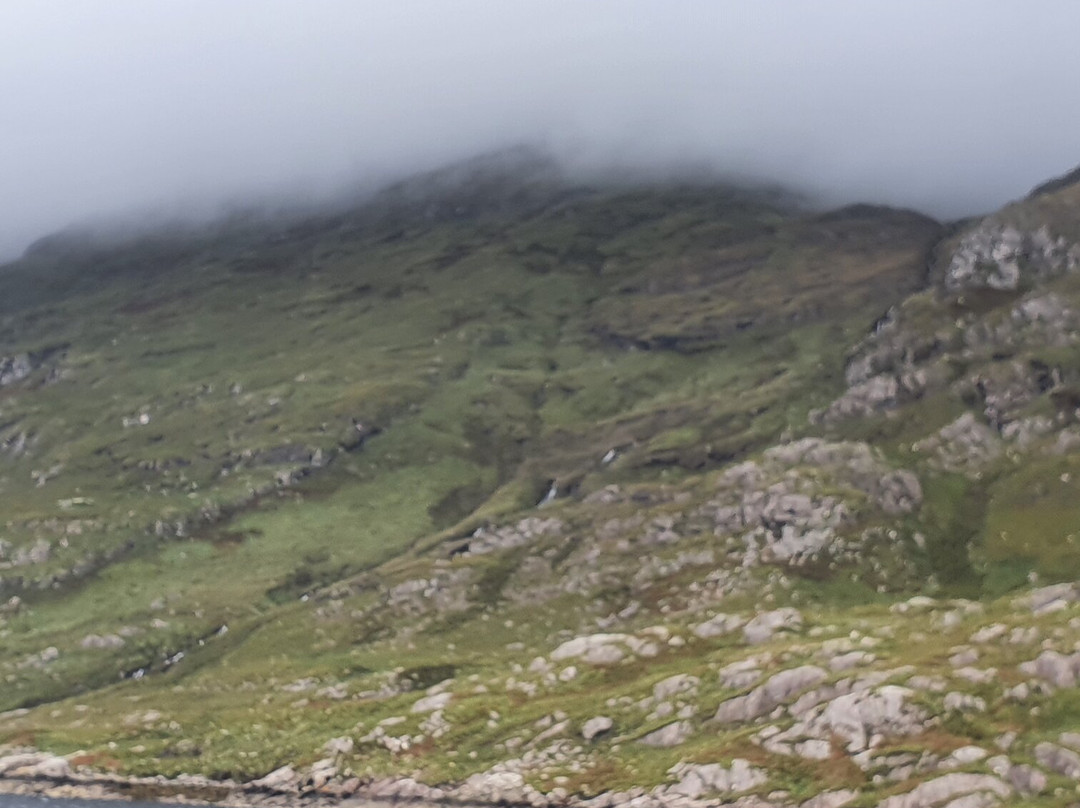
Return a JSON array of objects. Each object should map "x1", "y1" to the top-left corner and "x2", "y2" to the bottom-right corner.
[{"x1": 2, "y1": 154, "x2": 1080, "y2": 808}]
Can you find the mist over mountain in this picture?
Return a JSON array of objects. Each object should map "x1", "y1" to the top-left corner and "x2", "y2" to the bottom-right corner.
[
  {"x1": 3, "y1": 1, "x2": 1080, "y2": 260},
  {"x1": 5, "y1": 7, "x2": 1080, "y2": 797}
]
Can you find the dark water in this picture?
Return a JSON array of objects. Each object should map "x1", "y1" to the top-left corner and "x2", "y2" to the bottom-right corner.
[{"x1": 0, "y1": 798, "x2": 189, "y2": 808}]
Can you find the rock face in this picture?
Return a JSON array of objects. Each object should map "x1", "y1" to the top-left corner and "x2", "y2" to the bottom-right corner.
[
  {"x1": 0, "y1": 753, "x2": 71, "y2": 778},
  {"x1": 714, "y1": 664, "x2": 827, "y2": 723},
  {"x1": 913, "y1": 413, "x2": 1002, "y2": 474},
  {"x1": 759, "y1": 684, "x2": 927, "y2": 759},
  {"x1": 0, "y1": 354, "x2": 34, "y2": 388},
  {"x1": 806, "y1": 686, "x2": 926, "y2": 753},
  {"x1": 692, "y1": 612, "x2": 746, "y2": 639},
  {"x1": 637, "y1": 720, "x2": 693, "y2": 748},
  {"x1": 250, "y1": 765, "x2": 300, "y2": 792},
  {"x1": 877, "y1": 773, "x2": 1011, "y2": 808},
  {"x1": 1025, "y1": 582, "x2": 1080, "y2": 614},
  {"x1": 1019, "y1": 649, "x2": 1080, "y2": 688},
  {"x1": 667, "y1": 760, "x2": 767, "y2": 797},
  {"x1": 743, "y1": 608, "x2": 804, "y2": 644},
  {"x1": 581, "y1": 716, "x2": 614, "y2": 741},
  {"x1": 1034, "y1": 741, "x2": 1080, "y2": 779},
  {"x1": 463, "y1": 517, "x2": 564, "y2": 556},
  {"x1": 943, "y1": 222, "x2": 1078, "y2": 293},
  {"x1": 411, "y1": 691, "x2": 452, "y2": 713},
  {"x1": 549, "y1": 633, "x2": 659, "y2": 665}
]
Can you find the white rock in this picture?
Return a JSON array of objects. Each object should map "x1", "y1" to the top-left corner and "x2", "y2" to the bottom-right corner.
[
  {"x1": 943, "y1": 691, "x2": 986, "y2": 713},
  {"x1": 0, "y1": 754, "x2": 49, "y2": 774},
  {"x1": 1034, "y1": 742, "x2": 1080, "y2": 779},
  {"x1": 411, "y1": 692, "x2": 452, "y2": 713},
  {"x1": 719, "y1": 657, "x2": 765, "y2": 689},
  {"x1": 799, "y1": 789, "x2": 859, "y2": 808},
  {"x1": 813, "y1": 685, "x2": 925, "y2": 753},
  {"x1": 714, "y1": 665, "x2": 827, "y2": 724},
  {"x1": 323, "y1": 736, "x2": 354, "y2": 755},
  {"x1": 80, "y1": 633, "x2": 125, "y2": 650},
  {"x1": 744, "y1": 608, "x2": 803, "y2": 644},
  {"x1": 638, "y1": 720, "x2": 693, "y2": 747},
  {"x1": 950, "y1": 746, "x2": 988, "y2": 765},
  {"x1": 550, "y1": 633, "x2": 635, "y2": 665},
  {"x1": 1005, "y1": 764, "x2": 1047, "y2": 795},
  {"x1": 21, "y1": 756, "x2": 71, "y2": 779},
  {"x1": 1025, "y1": 582, "x2": 1080, "y2": 615},
  {"x1": 1060, "y1": 732, "x2": 1080, "y2": 751},
  {"x1": 252, "y1": 765, "x2": 300, "y2": 792},
  {"x1": 1018, "y1": 649, "x2": 1080, "y2": 688},
  {"x1": 582, "y1": 716, "x2": 614, "y2": 741},
  {"x1": 969, "y1": 624, "x2": 1007, "y2": 644},
  {"x1": 692, "y1": 613, "x2": 746, "y2": 639},
  {"x1": 877, "y1": 773, "x2": 1011, "y2": 808},
  {"x1": 460, "y1": 771, "x2": 526, "y2": 802},
  {"x1": 667, "y1": 759, "x2": 767, "y2": 797},
  {"x1": 829, "y1": 651, "x2": 875, "y2": 671},
  {"x1": 653, "y1": 673, "x2": 700, "y2": 702}
]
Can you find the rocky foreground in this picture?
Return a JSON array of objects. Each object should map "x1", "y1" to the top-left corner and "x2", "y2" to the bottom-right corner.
[{"x1": 4, "y1": 579, "x2": 1080, "y2": 808}]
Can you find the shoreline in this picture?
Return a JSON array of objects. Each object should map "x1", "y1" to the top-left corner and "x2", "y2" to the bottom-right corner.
[{"x1": 0, "y1": 766, "x2": 572, "y2": 808}]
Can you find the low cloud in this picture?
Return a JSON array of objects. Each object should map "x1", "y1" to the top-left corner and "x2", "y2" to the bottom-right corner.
[{"x1": 2, "y1": 1, "x2": 1080, "y2": 259}]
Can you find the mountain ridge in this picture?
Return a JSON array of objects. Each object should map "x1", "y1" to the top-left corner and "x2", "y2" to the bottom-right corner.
[{"x1": 2, "y1": 154, "x2": 1080, "y2": 808}]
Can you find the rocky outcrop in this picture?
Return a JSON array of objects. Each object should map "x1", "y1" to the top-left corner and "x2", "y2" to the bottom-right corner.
[
  {"x1": 1034, "y1": 740, "x2": 1080, "y2": 779},
  {"x1": 550, "y1": 633, "x2": 660, "y2": 665},
  {"x1": 912, "y1": 413, "x2": 1002, "y2": 474},
  {"x1": 943, "y1": 223, "x2": 1078, "y2": 294},
  {"x1": 876, "y1": 773, "x2": 1011, "y2": 808},
  {"x1": 463, "y1": 517, "x2": 565, "y2": 556},
  {"x1": 766, "y1": 685, "x2": 927, "y2": 757},
  {"x1": 743, "y1": 608, "x2": 804, "y2": 644},
  {"x1": 699, "y1": 439, "x2": 922, "y2": 573},
  {"x1": 0, "y1": 355, "x2": 34, "y2": 388},
  {"x1": 714, "y1": 665, "x2": 827, "y2": 724},
  {"x1": 1019, "y1": 649, "x2": 1080, "y2": 688},
  {"x1": 581, "y1": 716, "x2": 613, "y2": 741},
  {"x1": 666, "y1": 760, "x2": 767, "y2": 797},
  {"x1": 638, "y1": 720, "x2": 693, "y2": 748}
]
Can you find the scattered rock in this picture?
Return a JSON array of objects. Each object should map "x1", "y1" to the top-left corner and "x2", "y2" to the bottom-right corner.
[
  {"x1": 79, "y1": 634, "x2": 125, "y2": 650},
  {"x1": 943, "y1": 692, "x2": 986, "y2": 713},
  {"x1": 582, "y1": 716, "x2": 614, "y2": 741},
  {"x1": 667, "y1": 759, "x2": 767, "y2": 797},
  {"x1": 323, "y1": 736, "x2": 354, "y2": 755},
  {"x1": 1018, "y1": 649, "x2": 1080, "y2": 688},
  {"x1": 411, "y1": 692, "x2": 452, "y2": 713},
  {"x1": 714, "y1": 665, "x2": 827, "y2": 724},
  {"x1": 744, "y1": 608, "x2": 803, "y2": 645},
  {"x1": 877, "y1": 773, "x2": 1011, "y2": 808},
  {"x1": 913, "y1": 413, "x2": 1002, "y2": 475},
  {"x1": 1025, "y1": 582, "x2": 1080, "y2": 615},
  {"x1": 766, "y1": 685, "x2": 926, "y2": 756},
  {"x1": 638, "y1": 720, "x2": 693, "y2": 748},
  {"x1": 251, "y1": 765, "x2": 300, "y2": 792},
  {"x1": 653, "y1": 674, "x2": 700, "y2": 702},
  {"x1": 692, "y1": 612, "x2": 746, "y2": 639},
  {"x1": 1034, "y1": 741, "x2": 1080, "y2": 780}
]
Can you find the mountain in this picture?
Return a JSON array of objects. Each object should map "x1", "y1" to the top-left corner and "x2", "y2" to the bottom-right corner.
[{"x1": 1, "y1": 151, "x2": 1080, "y2": 808}]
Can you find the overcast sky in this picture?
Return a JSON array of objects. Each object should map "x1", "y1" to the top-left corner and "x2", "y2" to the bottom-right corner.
[{"x1": 2, "y1": 1, "x2": 1080, "y2": 259}]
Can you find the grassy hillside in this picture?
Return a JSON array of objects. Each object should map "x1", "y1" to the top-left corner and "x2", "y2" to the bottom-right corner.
[{"x1": 3, "y1": 153, "x2": 1080, "y2": 807}]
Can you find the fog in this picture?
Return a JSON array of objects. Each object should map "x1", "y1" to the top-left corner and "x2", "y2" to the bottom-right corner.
[{"x1": 3, "y1": 1, "x2": 1080, "y2": 260}]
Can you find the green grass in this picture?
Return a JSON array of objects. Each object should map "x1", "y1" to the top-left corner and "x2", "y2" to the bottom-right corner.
[{"x1": 3, "y1": 164, "x2": 1080, "y2": 799}]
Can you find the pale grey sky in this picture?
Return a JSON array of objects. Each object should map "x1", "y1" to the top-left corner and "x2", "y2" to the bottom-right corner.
[{"x1": 2, "y1": 1, "x2": 1080, "y2": 258}]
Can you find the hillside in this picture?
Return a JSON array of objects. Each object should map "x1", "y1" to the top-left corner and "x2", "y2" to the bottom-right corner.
[{"x1": 2, "y1": 152, "x2": 1080, "y2": 808}]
